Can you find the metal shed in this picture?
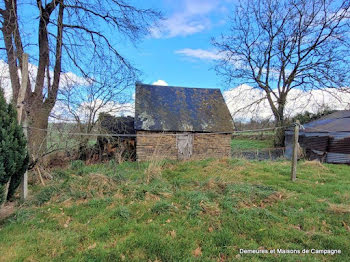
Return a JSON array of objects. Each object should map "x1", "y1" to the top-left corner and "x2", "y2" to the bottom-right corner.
[{"x1": 285, "y1": 110, "x2": 350, "y2": 164}]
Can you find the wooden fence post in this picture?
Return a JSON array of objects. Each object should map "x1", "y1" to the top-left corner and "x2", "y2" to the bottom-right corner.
[
  {"x1": 17, "y1": 53, "x2": 29, "y2": 200},
  {"x1": 291, "y1": 120, "x2": 300, "y2": 181}
]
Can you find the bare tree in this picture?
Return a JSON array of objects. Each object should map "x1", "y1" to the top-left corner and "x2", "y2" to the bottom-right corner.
[
  {"x1": 213, "y1": 0, "x2": 350, "y2": 146},
  {"x1": 0, "y1": 0, "x2": 160, "y2": 158},
  {"x1": 52, "y1": 59, "x2": 134, "y2": 158}
]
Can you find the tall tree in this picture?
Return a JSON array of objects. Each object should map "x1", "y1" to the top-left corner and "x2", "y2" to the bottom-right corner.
[
  {"x1": 213, "y1": 0, "x2": 350, "y2": 146},
  {"x1": 0, "y1": 0, "x2": 160, "y2": 158}
]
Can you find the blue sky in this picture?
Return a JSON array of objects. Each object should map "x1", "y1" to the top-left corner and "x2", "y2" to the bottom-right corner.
[
  {"x1": 0, "y1": 0, "x2": 234, "y2": 94},
  {"x1": 120, "y1": 0, "x2": 234, "y2": 89},
  {"x1": 1, "y1": 0, "x2": 349, "y2": 121}
]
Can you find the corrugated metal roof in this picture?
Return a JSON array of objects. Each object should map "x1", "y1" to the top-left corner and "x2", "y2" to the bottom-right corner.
[
  {"x1": 134, "y1": 84, "x2": 234, "y2": 132},
  {"x1": 303, "y1": 110, "x2": 350, "y2": 132},
  {"x1": 326, "y1": 152, "x2": 350, "y2": 164}
]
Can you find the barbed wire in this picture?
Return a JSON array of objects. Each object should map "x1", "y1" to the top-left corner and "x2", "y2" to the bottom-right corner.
[
  {"x1": 25, "y1": 123, "x2": 343, "y2": 138},
  {"x1": 24, "y1": 125, "x2": 290, "y2": 137}
]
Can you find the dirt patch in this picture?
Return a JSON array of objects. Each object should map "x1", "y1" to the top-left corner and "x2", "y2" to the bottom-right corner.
[{"x1": 0, "y1": 202, "x2": 16, "y2": 221}]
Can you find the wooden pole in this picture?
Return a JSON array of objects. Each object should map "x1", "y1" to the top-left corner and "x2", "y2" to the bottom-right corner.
[
  {"x1": 291, "y1": 120, "x2": 300, "y2": 181},
  {"x1": 17, "y1": 53, "x2": 29, "y2": 200}
]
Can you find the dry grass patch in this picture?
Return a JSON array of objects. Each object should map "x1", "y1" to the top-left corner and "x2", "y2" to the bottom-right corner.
[
  {"x1": 86, "y1": 173, "x2": 117, "y2": 196},
  {"x1": 202, "y1": 179, "x2": 227, "y2": 193},
  {"x1": 328, "y1": 203, "x2": 350, "y2": 214},
  {"x1": 68, "y1": 173, "x2": 117, "y2": 199},
  {"x1": 144, "y1": 161, "x2": 164, "y2": 183},
  {"x1": 199, "y1": 201, "x2": 221, "y2": 216},
  {"x1": 0, "y1": 202, "x2": 16, "y2": 221},
  {"x1": 301, "y1": 160, "x2": 328, "y2": 169},
  {"x1": 145, "y1": 192, "x2": 161, "y2": 201},
  {"x1": 259, "y1": 191, "x2": 288, "y2": 208},
  {"x1": 113, "y1": 191, "x2": 125, "y2": 200}
]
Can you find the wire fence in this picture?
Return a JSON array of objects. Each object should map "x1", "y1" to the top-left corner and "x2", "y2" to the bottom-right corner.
[
  {"x1": 25, "y1": 125, "x2": 286, "y2": 137},
  {"x1": 24, "y1": 124, "x2": 293, "y2": 166},
  {"x1": 23, "y1": 120, "x2": 350, "y2": 190},
  {"x1": 24, "y1": 121, "x2": 350, "y2": 167}
]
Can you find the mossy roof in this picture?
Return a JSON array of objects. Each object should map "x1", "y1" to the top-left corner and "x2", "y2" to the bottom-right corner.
[{"x1": 134, "y1": 83, "x2": 234, "y2": 132}]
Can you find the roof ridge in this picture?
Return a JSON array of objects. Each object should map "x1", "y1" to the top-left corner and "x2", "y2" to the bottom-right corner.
[{"x1": 136, "y1": 83, "x2": 221, "y2": 91}]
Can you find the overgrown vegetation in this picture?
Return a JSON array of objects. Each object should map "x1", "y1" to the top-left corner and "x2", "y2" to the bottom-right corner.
[
  {"x1": 291, "y1": 108, "x2": 337, "y2": 125},
  {"x1": 0, "y1": 89, "x2": 28, "y2": 206},
  {"x1": 0, "y1": 159, "x2": 349, "y2": 261}
]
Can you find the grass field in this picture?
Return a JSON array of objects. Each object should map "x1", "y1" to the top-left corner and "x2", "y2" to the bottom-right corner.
[
  {"x1": 231, "y1": 136, "x2": 275, "y2": 150},
  {"x1": 231, "y1": 138, "x2": 274, "y2": 150},
  {"x1": 0, "y1": 159, "x2": 349, "y2": 261}
]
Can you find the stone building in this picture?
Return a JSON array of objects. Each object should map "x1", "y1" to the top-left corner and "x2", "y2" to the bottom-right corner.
[{"x1": 134, "y1": 83, "x2": 234, "y2": 161}]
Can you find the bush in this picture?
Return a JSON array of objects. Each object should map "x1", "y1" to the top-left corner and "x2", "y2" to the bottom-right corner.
[
  {"x1": 292, "y1": 107, "x2": 336, "y2": 125},
  {"x1": 0, "y1": 89, "x2": 28, "y2": 206}
]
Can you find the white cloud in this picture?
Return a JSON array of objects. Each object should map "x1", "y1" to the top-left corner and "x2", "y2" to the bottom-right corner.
[
  {"x1": 152, "y1": 80, "x2": 169, "y2": 86},
  {"x1": 151, "y1": 0, "x2": 227, "y2": 38},
  {"x1": 175, "y1": 48, "x2": 222, "y2": 60},
  {"x1": 224, "y1": 84, "x2": 350, "y2": 122},
  {"x1": 50, "y1": 99, "x2": 134, "y2": 123},
  {"x1": 0, "y1": 60, "x2": 88, "y2": 103},
  {"x1": 0, "y1": 60, "x2": 131, "y2": 123}
]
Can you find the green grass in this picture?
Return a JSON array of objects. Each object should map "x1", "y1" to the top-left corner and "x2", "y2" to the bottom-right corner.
[
  {"x1": 1, "y1": 159, "x2": 349, "y2": 261},
  {"x1": 46, "y1": 123, "x2": 97, "y2": 150},
  {"x1": 231, "y1": 138, "x2": 274, "y2": 150}
]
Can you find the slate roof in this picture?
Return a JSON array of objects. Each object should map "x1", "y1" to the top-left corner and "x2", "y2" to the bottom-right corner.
[{"x1": 134, "y1": 83, "x2": 234, "y2": 132}]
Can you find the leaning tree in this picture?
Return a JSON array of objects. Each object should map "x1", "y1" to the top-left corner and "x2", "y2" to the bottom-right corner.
[
  {"x1": 0, "y1": 0, "x2": 160, "y2": 158},
  {"x1": 214, "y1": 0, "x2": 350, "y2": 146}
]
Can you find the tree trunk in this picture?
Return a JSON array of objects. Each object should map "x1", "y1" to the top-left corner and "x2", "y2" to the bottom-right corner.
[
  {"x1": 273, "y1": 104, "x2": 286, "y2": 147},
  {"x1": 27, "y1": 106, "x2": 50, "y2": 160},
  {"x1": 264, "y1": 91, "x2": 287, "y2": 147},
  {"x1": 1, "y1": 178, "x2": 11, "y2": 209},
  {"x1": 274, "y1": 119, "x2": 285, "y2": 147}
]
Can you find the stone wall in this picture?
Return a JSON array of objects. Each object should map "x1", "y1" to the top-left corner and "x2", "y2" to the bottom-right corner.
[
  {"x1": 192, "y1": 133, "x2": 231, "y2": 160},
  {"x1": 136, "y1": 131, "x2": 178, "y2": 161},
  {"x1": 136, "y1": 131, "x2": 231, "y2": 161}
]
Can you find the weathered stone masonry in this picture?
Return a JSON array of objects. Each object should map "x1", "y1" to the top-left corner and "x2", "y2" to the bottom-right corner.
[
  {"x1": 192, "y1": 133, "x2": 231, "y2": 160},
  {"x1": 136, "y1": 131, "x2": 231, "y2": 161}
]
